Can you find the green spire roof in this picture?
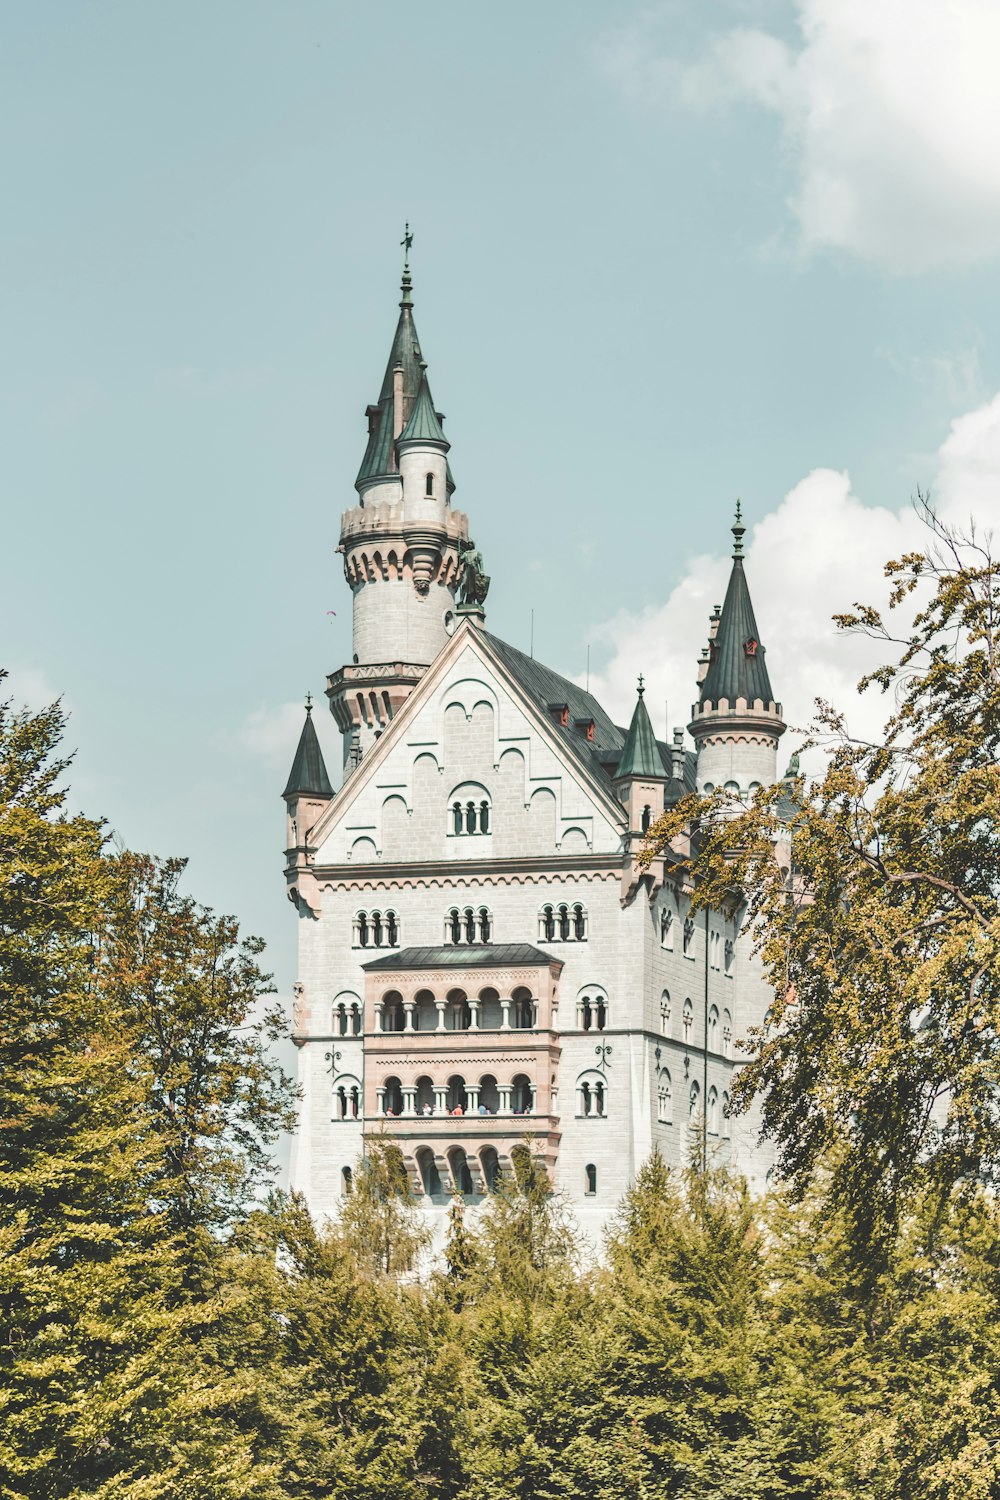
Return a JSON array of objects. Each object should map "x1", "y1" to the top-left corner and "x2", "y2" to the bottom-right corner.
[
  {"x1": 616, "y1": 678, "x2": 667, "y2": 779},
  {"x1": 398, "y1": 365, "x2": 449, "y2": 449},
  {"x1": 283, "y1": 698, "x2": 333, "y2": 800},
  {"x1": 699, "y1": 506, "x2": 775, "y2": 709},
  {"x1": 356, "y1": 259, "x2": 445, "y2": 489}
]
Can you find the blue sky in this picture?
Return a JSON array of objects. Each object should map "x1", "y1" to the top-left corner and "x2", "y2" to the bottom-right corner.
[{"x1": 5, "y1": 0, "x2": 1000, "y2": 1016}]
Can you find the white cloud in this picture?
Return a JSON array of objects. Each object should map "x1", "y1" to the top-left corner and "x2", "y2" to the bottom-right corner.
[
  {"x1": 608, "y1": 0, "x2": 1000, "y2": 271},
  {"x1": 238, "y1": 701, "x2": 315, "y2": 770},
  {"x1": 1, "y1": 665, "x2": 65, "y2": 713},
  {"x1": 584, "y1": 391, "x2": 1000, "y2": 758}
]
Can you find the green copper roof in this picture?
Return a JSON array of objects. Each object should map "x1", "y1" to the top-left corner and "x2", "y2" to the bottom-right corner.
[
  {"x1": 615, "y1": 680, "x2": 667, "y2": 779},
  {"x1": 355, "y1": 267, "x2": 434, "y2": 489},
  {"x1": 398, "y1": 366, "x2": 449, "y2": 449},
  {"x1": 699, "y1": 510, "x2": 775, "y2": 708},
  {"x1": 283, "y1": 702, "x2": 333, "y2": 799}
]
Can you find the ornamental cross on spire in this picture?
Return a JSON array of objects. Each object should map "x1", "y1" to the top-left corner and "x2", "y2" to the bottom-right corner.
[
  {"x1": 305, "y1": 691, "x2": 313, "y2": 713},
  {"x1": 401, "y1": 222, "x2": 413, "y2": 269},
  {"x1": 637, "y1": 673, "x2": 645, "y2": 697}
]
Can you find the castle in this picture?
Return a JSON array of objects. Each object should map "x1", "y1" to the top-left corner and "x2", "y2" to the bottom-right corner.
[{"x1": 284, "y1": 250, "x2": 783, "y2": 1249}]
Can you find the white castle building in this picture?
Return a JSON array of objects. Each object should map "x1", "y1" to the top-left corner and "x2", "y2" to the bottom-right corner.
[{"x1": 284, "y1": 252, "x2": 784, "y2": 1249}]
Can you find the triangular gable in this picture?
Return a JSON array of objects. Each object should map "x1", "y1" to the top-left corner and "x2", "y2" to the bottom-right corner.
[{"x1": 309, "y1": 621, "x2": 628, "y2": 852}]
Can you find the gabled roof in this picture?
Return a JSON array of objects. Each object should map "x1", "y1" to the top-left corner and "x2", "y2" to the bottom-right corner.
[
  {"x1": 283, "y1": 703, "x2": 333, "y2": 800},
  {"x1": 361, "y1": 943, "x2": 559, "y2": 971},
  {"x1": 398, "y1": 367, "x2": 449, "y2": 449},
  {"x1": 699, "y1": 510, "x2": 775, "y2": 708},
  {"x1": 616, "y1": 682, "x2": 667, "y2": 779}
]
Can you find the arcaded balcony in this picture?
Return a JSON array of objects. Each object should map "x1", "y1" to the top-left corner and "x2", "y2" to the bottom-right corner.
[{"x1": 359, "y1": 942, "x2": 564, "y2": 1038}]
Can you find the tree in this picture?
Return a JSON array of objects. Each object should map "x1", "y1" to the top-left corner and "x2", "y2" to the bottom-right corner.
[
  {"x1": 642, "y1": 506, "x2": 1000, "y2": 1252},
  {"x1": 336, "y1": 1138, "x2": 430, "y2": 1279}
]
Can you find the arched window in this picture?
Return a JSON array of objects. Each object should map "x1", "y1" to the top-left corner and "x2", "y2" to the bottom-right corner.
[
  {"x1": 722, "y1": 1091, "x2": 731, "y2": 1137},
  {"x1": 641, "y1": 804, "x2": 651, "y2": 832},
  {"x1": 660, "y1": 908, "x2": 674, "y2": 949},
  {"x1": 512, "y1": 987, "x2": 534, "y2": 1030},
  {"x1": 682, "y1": 998, "x2": 693, "y2": 1045},
  {"x1": 449, "y1": 784, "x2": 491, "y2": 836},
  {"x1": 585, "y1": 1163, "x2": 597, "y2": 1195},
  {"x1": 576, "y1": 1070, "x2": 607, "y2": 1118},
  {"x1": 382, "y1": 992, "x2": 405, "y2": 1033},
  {"x1": 724, "y1": 938, "x2": 735, "y2": 975},
  {"x1": 688, "y1": 1081, "x2": 700, "y2": 1121},
  {"x1": 579, "y1": 991, "x2": 608, "y2": 1030},
  {"x1": 446, "y1": 906, "x2": 493, "y2": 945},
  {"x1": 382, "y1": 1077, "x2": 403, "y2": 1116},
  {"x1": 341, "y1": 1165, "x2": 353, "y2": 1196},
  {"x1": 708, "y1": 1086, "x2": 720, "y2": 1136},
  {"x1": 657, "y1": 1070, "x2": 672, "y2": 1123},
  {"x1": 425, "y1": 471, "x2": 434, "y2": 495},
  {"x1": 708, "y1": 1004, "x2": 719, "y2": 1050},
  {"x1": 539, "y1": 902, "x2": 587, "y2": 942},
  {"x1": 448, "y1": 990, "x2": 471, "y2": 1031},
  {"x1": 354, "y1": 909, "x2": 398, "y2": 949},
  {"x1": 660, "y1": 990, "x2": 671, "y2": 1032},
  {"x1": 723, "y1": 1009, "x2": 732, "y2": 1056},
  {"x1": 510, "y1": 1073, "x2": 533, "y2": 1114},
  {"x1": 446, "y1": 1075, "x2": 468, "y2": 1114},
  {"x1": 683, "y1": 917, "x2": 695, "y2": 956}
]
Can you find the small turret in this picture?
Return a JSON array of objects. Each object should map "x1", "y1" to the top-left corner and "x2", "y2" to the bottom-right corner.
[
  {"x1": 688, "y1": 505, "x2": 784, "y2": 798},
  {"x1": 283, "y1": 695, "x2": 334, "y2": 853},
  {"x1": 615, "y1": 676, "x2": 668, "y2": 835}
]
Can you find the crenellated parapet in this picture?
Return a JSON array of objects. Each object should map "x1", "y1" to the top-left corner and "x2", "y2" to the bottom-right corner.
[{"x1": 338, "y1": 499, "x2": 469, "y2": 597}]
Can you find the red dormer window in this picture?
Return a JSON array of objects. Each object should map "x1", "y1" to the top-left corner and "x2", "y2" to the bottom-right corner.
[{"x1": 744, "y1": 638, "x2": 759, "y2": 657}]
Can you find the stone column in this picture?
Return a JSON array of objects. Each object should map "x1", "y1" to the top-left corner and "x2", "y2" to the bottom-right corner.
[
  {"x1": 529, "y1": 1084, "x2": 538, "y2": 1114},
  {"x1": 466, "y1": 1085, "x2": 480, "y2": 1113},
  {"x1": 375, "y1": 1085, "x2": 386, "y2": 1116},
  {"x1": 500, "y1": 999, "x2": 511, "y2": 1030},
  {"x1": 468, "y1": 999, "x2": 480, "y2": 1031},
  {"x1": 531, "y1": 1000, "x2": 539, "y2": 1029},
  {"x1": 374, "y1": 1003, "x2": 384, "y2": 1034},
  {"x1": 435, "y1": 999, "x2": 447, "y2": 1033},
  {"x1": 402, "y1": 1087, "x2": 416, "y2": 1118},
  {"x1": 498, "y1": 1084, "x2": 512, "y2": 1114},
  {"x1": 433, "y1": 1086, "x2": 449, "y2": 1115},
  {"x1": 403, "y1": 1001, "x2": 415, "y2": 1032}
]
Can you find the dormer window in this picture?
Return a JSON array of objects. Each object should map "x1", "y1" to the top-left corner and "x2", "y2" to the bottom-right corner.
[
  {"x1": 744, "y1": 638, "x2": 758, "y2": 656},
  {"x1": 425, "y1": 472, "x2": 434, "y2": 495}
]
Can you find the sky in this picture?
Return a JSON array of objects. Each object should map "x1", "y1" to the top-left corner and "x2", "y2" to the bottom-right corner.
[{"x1": 5, "y1": 0, "x2": 1000, "y2": 1082}]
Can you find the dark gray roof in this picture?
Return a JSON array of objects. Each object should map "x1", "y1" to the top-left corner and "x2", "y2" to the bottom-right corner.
[
  {"x1": 398, "y1": 369, "x2": 448, "y2": 448},
  {"x1": 616, "y1": 687, "x2": 667, "y2": 779},
  {"x1": 283, "y1": 707, "x2": 333, "y2": 799},
  {"x1": 483, "y1": 632, "x2": 627, "y2": 789},
  {"x1": 699, "y1": 520, "x2": 775, "y2": 708},
  {"x1": 355, "y1": 271, "x2": 427, "y2": 489},
  {"x1": 361, "y1": 943, "x2": 561, "y2": 971}
]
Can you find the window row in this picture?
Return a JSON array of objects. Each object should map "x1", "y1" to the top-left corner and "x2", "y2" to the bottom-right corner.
[
  {"x1": 538, "y1": 902, "x2": 587, "y2": 942},
  {"x1": 352, "y1": 908, "x2": 399, "y2": 949},
  {"x1": 446, "y1": 906, "x2": 491, "y2": 944},
  {"x1": 377, "y1": 987, "x2": 538, "y2": 1033},
  {"x1": 656, "y1": 1078, "x2": 730, "y2": 1135},
  {"x1": 378, "y1": 1072, "x2": 537, "y2": 1117},
  {"x1": 659, "y1": 907, "x2": 734, "y2": 972},
  {"x1": 658, "y1": 992, "x2": 733, "y2": 1054}
]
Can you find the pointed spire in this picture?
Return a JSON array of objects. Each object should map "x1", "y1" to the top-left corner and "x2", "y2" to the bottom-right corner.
[
  {"x1": 616, "y1": 677, "x2": 668, "y2": 779},
  {"x1": 398, "y1": 363, "x2": 449, "y2": 449},
  {"x1": 283, "y1": 694, "x2": 334, "y2": 800},
  {"x1": 699, "y1": 507, "x2": 775, "y2": 709},
  {"x1": 355, "y1": 236, "x2": 428, "y2": 490}
]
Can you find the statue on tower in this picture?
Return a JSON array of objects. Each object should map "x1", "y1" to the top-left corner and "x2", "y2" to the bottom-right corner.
[{"x1": 458, "y1": 537, "x2": 490, "y2": 607}]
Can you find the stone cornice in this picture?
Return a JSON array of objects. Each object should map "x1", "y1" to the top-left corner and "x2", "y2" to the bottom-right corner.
[{"x1": 310, "y1": 853, "x2": 620, "y2": 888}]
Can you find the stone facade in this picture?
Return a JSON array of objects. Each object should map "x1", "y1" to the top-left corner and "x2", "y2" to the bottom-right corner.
[{"x1": 284, "y1": 266, "x2": 782, "y2": 1257}]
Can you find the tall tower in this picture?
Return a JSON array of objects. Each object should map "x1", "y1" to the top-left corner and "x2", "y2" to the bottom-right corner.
[
  {"x1": 689, "y1": 507, "x2": 785, "y2": 795},
  {"x1": 328, "y1": 244, "x2": 471, "y2": 765}
]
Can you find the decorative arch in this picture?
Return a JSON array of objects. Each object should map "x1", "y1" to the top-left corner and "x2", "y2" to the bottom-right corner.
[
  {"x1": 576, "y1": 1068, "x2": 607, "y2": 1118},
  {"x1": 448, "y1": 781, "x2": 492, "y2": 836},
  {"x1": 576, "y1": 985, "x2": 608, "y2": 1031}
]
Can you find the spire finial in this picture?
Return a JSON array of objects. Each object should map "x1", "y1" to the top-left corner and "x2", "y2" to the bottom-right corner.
[
  {"x1": 732, "y1": 499, "x2": 745, "y2": 559},
  {"x1": 637, "y1": 673, "x2": 645, "y2": 697},
  {"x1": 305, "y1": 691, "x2": 313, "y2": 714},
  {"x1": 400, "y1": 222, "x2": 413, "y2": 306}
]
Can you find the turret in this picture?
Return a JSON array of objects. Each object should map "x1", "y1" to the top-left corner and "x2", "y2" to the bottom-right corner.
[
  {"x1": 283, "y1": 694, "x2": 334, "y2": 852},
  {"x1": 330, "y1": 236, "x2": 470, "y2": 765},
  {"x1": 688, "y1": 505, "x2": 785, "y2": 797},
  {"x1": 614, "y1": 676, "x2": 669, "y2": 838}
]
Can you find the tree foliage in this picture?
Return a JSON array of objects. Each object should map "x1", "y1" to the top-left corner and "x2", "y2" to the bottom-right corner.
[{"x1": 641, "y1": 506, "x2": 1000, "y2": 1252}]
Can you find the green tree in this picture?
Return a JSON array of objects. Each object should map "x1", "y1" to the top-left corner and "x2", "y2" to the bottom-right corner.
[
  {"x1": 336, "y1": 1138, "x2": 431, "y2": 1279},
  {"x1": 642, "y1": 507, "x2": 1000, "y2": 1252}
]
